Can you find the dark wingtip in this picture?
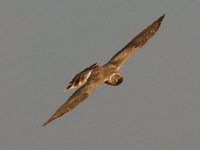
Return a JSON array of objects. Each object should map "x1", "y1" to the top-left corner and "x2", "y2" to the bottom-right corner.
[
  {"x1": 64, "y1": 85, "x2": 71, "y2": 92},
  {"x1": 152, "y1": 14, "x2": 165, "y2": 33},
  {"x1": 42, "y1": 122, "x2": 48, "y2": 127},
  {"x1": 42, "y1": 115, "x2": 59, "y2": 127},
  {"x1": 42, "y1": 118, "x2": 52, "y2": 127},
  {"x1": 158, "y1": 14, "x2": 165, "y2": 22},
  {"x1": 43, "y1": 119, "x2": 53, "y2": 127}
]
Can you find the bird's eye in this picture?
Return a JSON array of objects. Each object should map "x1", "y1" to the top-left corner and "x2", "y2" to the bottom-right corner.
[{"x1": 116, "y1": 77, "x2": 123, "y2": 85}]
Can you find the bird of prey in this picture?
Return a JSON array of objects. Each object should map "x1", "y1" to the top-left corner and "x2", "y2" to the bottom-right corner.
[{"x1": 43, "y1": 14, "x2": 165, "y2": 126}]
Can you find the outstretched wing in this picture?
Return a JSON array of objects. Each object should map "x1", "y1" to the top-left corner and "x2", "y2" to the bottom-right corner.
[
  {"x1": 43, "y1": 77, "x2": 104, "y2": 126},
  {"x1": 65, "y1": 62, "x2": 99, "y2": 91},
  {"x1": 107, "y1": 14, "x2": 165, "y2": 69}
]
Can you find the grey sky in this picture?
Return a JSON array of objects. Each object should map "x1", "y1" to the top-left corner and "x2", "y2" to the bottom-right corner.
[{"x1": 0, "y1": 0, "x2": 200, "y2": 150}]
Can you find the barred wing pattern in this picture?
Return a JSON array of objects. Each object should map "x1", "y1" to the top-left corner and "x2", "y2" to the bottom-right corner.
[
  {"x1": 43, "y1": 77, "x2": 105, "y2": 126},
  {"x1": 65, "y1": 63, "x2": 99, "y2": 91},
  {"x1": 108, "y1": 14, "x2": 165, "y2": 69},
  {"x1": 42, "y1": 15, "x2": 165, "y2": 126}
]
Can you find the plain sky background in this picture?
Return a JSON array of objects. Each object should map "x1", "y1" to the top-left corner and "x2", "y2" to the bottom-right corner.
[{"x1": 0, "y1": 0, "x2": 200, "y2": 150}]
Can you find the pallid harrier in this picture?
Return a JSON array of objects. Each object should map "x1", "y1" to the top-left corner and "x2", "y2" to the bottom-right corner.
[{"x1": 43, "y1": 14, "x2": 165, "y2": 126}]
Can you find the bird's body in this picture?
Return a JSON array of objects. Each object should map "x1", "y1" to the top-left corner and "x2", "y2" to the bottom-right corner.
[{"x1": 43, "y1": 14, "x2": 165, "y2": 126}]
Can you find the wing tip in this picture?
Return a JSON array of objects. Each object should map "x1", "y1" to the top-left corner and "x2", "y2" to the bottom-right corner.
[
  {"x1": 150, "y1": 14, "x2": 165, "y2": 35},
  {"x1": 42, "y1": 113, "x2": 61, "y2": 127},
  {"x1": 42, "y1": 122, "x2": 48, "y2": 127},
  {"x1": 64, "y1": 86, "x2": 70, "y2": 92},
  {"x1": 159, "y1": 14, "x2": 165, "y2": 22},
  {"x1": 42, "y1": 118, "x2": 52, "y2": 127},
  {"x1": 64, "y1": 84, "x2": 75, "y2": 91}
]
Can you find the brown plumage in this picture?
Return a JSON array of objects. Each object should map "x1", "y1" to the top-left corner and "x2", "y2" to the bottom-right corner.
[
  {"x1": 64, "y1": 62, "x2": 99, "y2": 91},
  {"x1": 43, "y1": 14, "x2": 165, "y2": 126}
]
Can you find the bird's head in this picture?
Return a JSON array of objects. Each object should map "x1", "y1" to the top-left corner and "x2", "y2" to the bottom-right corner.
[{"x1": 105, "y1": 73, "x2": 123, "y2": 86}]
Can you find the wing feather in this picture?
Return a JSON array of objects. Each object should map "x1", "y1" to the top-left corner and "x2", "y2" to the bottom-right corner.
[
  {"x1": 43, "y1": 77, "x2": 104, "y2": 126},
  {"x1": 107, "y1": 14, "x2": 165, "y2": 69},
  {"x1": 65, "y1": 62, "x2": 99, "y2": 91}
]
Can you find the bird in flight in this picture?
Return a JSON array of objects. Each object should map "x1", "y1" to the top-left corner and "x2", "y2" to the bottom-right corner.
[{"x1": 43, "y1": 14, "x2": 165, "y2": 126}]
